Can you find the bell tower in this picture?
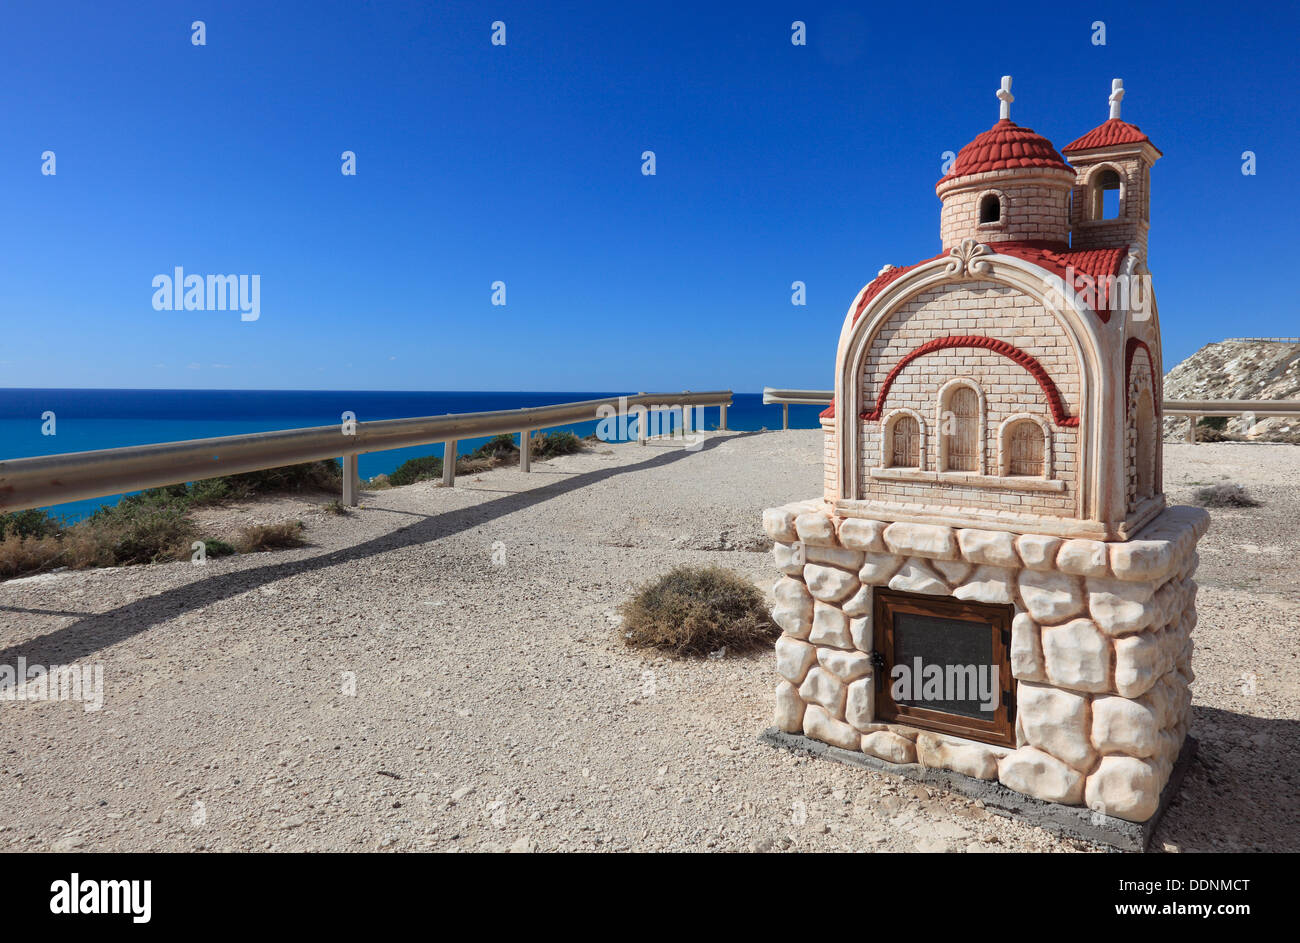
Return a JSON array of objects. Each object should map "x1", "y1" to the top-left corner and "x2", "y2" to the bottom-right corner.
[{"x1": 1062, "y1": 79, "x2": 1162, "y2": 255}]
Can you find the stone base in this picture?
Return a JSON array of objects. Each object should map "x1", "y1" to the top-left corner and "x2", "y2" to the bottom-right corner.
[
  {"x1": 760, "y1": 727, "x2": 1197, "y2": 852},
  {"x1": 764, "y1": 501, "x2": 1209, "y2": 823}
]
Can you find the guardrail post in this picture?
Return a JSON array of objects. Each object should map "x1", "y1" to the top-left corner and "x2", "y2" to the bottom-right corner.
[
  {"x1": 342, "y1": 454, "x2": 360, "y2": 506},
  {"x1": 519, "y1": 431, "x2": 530, "y2": 472},
  {"x1": 443, "y1": 440, "x2": 457, "y2": 486},
  {"x1": 782, "y1": 404, "x2": 789, "y2": 430},
  {"x1": 719, "y1": 403, "x2": 728, "y2": 430},
  {"x1": 1186, "y1": 417, "x2": 1197, "y2": 444},
  {"x1": 682, "y1": 405, "x2": 692, "y2": 435}
]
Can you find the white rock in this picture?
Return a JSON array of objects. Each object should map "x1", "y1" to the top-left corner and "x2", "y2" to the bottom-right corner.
[
  {"x1": 772, "y1": 577, "x2": 813, "y2": 639},
  {"x1": 1085, "y1": 756, "x2": 1160, "y2": 822},
  {"x1": 849, "y1": 616, "x2": 872, "y2": 651},
  {"x1": 795, "y1": 512, "x2": 838, "y2": 547},
  {"x1": 762, "y1": 506, "x2": 799, "y2": 542},
  {"x1": 1056, "y1": 539, "x2": 1110, "y2": 577},
  {"x1": 889, "y1": 558, "x2": 949, "y2": 595},
  {"x1": 1091, "y1": 695, "x2": 1159, "y2": 758},
  {"x1": 997, "y1": 747, "x2": 1084, "y2": 804},
  {"x1": 809, "y1": 602, "x2": 854, "y2": 648},
  {"x1": 1109, "y1": 539, "x2": 1175, "y2": 584},
  {"x1": 1087, "y1": 576, "x2": 1156, "y2": 636},
  {"x1": 915, "y1": 732, "x2": 1002, "y2": 779},
  {"x1": 804, "y1": 564, "x2": 858, "y2": 603},
  {"x1": 774, "y1": 635, "x2": 817, "y2": 684},
  {"x1": 817, "y1": 647, "x2": 872, "y2": 682},
  {"x1": 805, "y1": 544, "x2": 865, "y2": 571},
  {"x1": 860, "y1": 730, "x2": 917, "y2": 764},
  {"x1": 844, "y1": 677, "x2": 875, "y2": 730},
  {"x1": 1113, "y1": 632, "x2": 1162, "y2": 698},
  {"x1": 840, "y1": 584, "x2": 873, "y2": 617},
  {"x1": 932, "y1": 557, "x2": 972, "y2": 586},
  {"x1": 1009, "y1": 611, "x2": 1046, "y2": 682},
  {"x1": 803, "y1": 705, "x2": 860, "y2": 751},
  {"x1": 859, "y1": 552, "x2": 904, "y2": 585},
  {"x1": 798, "y1": 667, "x2": 846, "y2": 716},
  {"x1": 1018, "y1": 569, "x2": 1086, "y2": 624},
  {"x1": 774, "y1": 681, "x2": 805, "y2": 733},
  {"x1": 1041, "y1": 618, "x2": 1111, "y2": 693},
  {"x1": 883, "y1": 522, "x2": 958, "y2": 560},
  {"x1": 1015, "y1": 533, "x2": 1062, "y2": 571},
  {"x1": 838, "y1": 518, "x2": 887, "y2": 552},
  {"x1": 1016, "y1": 682, "x2": 1096, "y2": 770},
  {"x1": 953, "y1": 565, "x2": 1016, "y2": 605},
  {"x1": 957, "y1": 529, "x2": 1019, "y2": 568},
  {"x1": 772, "y1": 541, "x2": 805, "y2": 576}
]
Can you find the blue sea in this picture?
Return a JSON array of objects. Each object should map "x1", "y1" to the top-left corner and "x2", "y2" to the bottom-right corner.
[{"x1": 0, "y1": 389, "x2": 828, "y2": 521}]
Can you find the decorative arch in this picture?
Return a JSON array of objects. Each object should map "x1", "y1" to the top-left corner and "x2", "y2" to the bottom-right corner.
[
  {"x1": 1125, "y1": 337, "x2": 1160, "y2": 416},
  {"x1": 1085, "y1": 162, "x2": 1127, "y2": 220},
  {"x1": 997, "y1": 413, "x2": 1053, "y2": 479},
  {"x1": 862, "y1": 336, "x2": 1078, "y2": 427},
  {"x1": 880, "y1": 407, "x2": 927, "y2": 469},
  {"x1": 936, "y1": 377, "x2": 986, "y2": 474},
  {"x1": 832, "y1": 241, "x2": 1108, "y2": 519}
]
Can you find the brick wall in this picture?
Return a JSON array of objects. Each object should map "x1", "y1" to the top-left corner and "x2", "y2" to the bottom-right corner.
[
  {"x1": 853, "y1": 280, "x2": 1083, "y2": 518},
  {"x1": 938, "y1": 170, "x2": 1072, "y2": 250},
  {"x1": 1069, "y1": 157, "x2": 1150, "y2": 254}
]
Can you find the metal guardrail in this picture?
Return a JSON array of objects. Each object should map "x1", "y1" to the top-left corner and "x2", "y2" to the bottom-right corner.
[
  {"x1": 761, "y1": 388, "x2": 834, "y2": 429},
  {"x1": 761, "y1": 387, "x2": 1299, "y2": 443},
  {"x1": 0, "y1": 391, "x2": 732, "y2": 513},
  {"x1": 1161, "y1": 399, "x2": 1300, "y2": 442}
]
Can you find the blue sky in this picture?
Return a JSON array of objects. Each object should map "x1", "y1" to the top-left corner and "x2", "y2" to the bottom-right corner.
[{"x1": 1, "y1": 0, "x2": 1296, "y2": 393}]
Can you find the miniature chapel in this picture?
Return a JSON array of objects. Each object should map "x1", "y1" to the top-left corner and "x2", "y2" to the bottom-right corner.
[{"x1": 763, "y1": 78, "x2": 1208, "y2": 826}]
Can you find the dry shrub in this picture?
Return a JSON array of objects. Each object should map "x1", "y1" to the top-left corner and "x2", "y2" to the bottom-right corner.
[
  {"x1": 619, "y1": 565, "x2": 777, "y2": 657},
  {"x1": 0, "y1": 534, "x2": 66, "y2": 579},
  {"x1": 1194, "y1": 483, "x2": 1261, "y2": 508},
  {"x1": 238, "y1": 520, "x2": 306, "y2": 552}
]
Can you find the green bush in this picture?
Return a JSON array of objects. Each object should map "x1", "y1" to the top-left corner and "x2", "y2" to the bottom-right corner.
[
  {"x1": 389, "y1": 455, "x2": 444, "y2": 486},
  {"x1": 618, "y1": 566, "x2": 777, "y2": 657},
  {"x1": 202, "y1": 539, "x2": 238, "y2": 557},
  {"x1": 0, "y1": 508, "x2": 62, "y2": 539},
  {"x1": 91, "y1": 504, "x2": 197, "y2": 565},
  {"x1": 532, "y1": 430, "x2": 584, "y2": 459}
]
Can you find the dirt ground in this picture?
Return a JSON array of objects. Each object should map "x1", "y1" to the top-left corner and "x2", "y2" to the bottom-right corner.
[{"x1": 1, "y1": 434, "x2": 1296, "y2": 852}]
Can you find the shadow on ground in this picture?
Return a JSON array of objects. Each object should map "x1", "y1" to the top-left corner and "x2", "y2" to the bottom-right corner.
[
  {"x1": 1, "y1": 433, "x2": 761, "y2": 669},
  {"x1": 1153, "y1": 706, "x2": 1299, "y2": 852}
]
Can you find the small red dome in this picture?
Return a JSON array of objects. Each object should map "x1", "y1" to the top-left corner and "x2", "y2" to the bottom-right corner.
[
  {"x1": 1062, "y1": 118, "x2": 1158, "y2": 154},
  {"x1": 939, "y1": 119, "x2": 1072, "y2": 184}
]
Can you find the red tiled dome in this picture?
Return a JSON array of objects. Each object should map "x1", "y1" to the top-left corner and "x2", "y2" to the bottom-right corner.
[
  {"x1": 1062, "y1": 118, "x2": 1160, "y2": 154},
  {"x1": 939, "y1": 120, "x2": 1072, "y2": 184}
]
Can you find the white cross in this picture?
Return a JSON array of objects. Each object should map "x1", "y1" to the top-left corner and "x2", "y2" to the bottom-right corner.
[
  {"x1": 997, "y1": 75, "x2": 1014, "y2": 121},
  {"x1": 1109, "y1": 78, "x2": 1125, "y2": 120}
]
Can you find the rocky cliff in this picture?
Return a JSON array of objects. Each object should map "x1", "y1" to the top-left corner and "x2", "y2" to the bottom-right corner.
[{"x1": 1162, "y1": 339, "x2": 1300, "y2": 442}]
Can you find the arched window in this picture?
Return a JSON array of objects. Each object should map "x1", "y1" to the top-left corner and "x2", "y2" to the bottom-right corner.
[
  {"x1": 1006, "y1": 420, "x2": 1045, "y2": 476},
  {"x1": 890, "y1": 415, "x2": 920, "y2": 468},
  {"x1": 1092, "y1": 168, "x2": 1122, "y2": 220},
  {"x1": 978, "y1": 194, "x2": 1000, "y2": 224},
  {"x1": 943, "y1": 385, "x2": 980, "y2": 472},
  {"x1": 1135, "y1": 391, "x2": 1156, "y2": 499}
]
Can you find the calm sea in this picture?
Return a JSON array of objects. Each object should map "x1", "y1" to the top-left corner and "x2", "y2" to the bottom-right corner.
[{"x1": 0, "y1": 389, "x2": 827, "y2": 521}]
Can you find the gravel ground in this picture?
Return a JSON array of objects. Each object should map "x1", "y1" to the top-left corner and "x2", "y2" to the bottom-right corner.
[{"x1": 0, "y1": 433, "x2": 1296, "y2": 853}]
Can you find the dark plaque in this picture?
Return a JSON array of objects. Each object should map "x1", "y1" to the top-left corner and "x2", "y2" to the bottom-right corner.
[
  {"x1": 892, "y1": 611, "x2": 996, "y2": 719},
  {"x1": 872, "y1": 588, "x2": 1016, "y2": 747}
]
